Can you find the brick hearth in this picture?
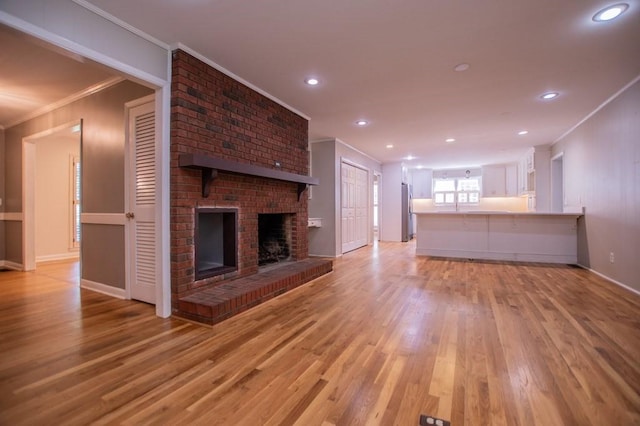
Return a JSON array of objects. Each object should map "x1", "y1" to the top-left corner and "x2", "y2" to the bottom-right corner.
[{"x1": 177, "y1": 259, "x2": 332, "y2": 326}]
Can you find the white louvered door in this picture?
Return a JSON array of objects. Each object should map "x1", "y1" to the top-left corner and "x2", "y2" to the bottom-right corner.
[{"x1": 127, "y1": 99, "x2": 156, "y2": 304}]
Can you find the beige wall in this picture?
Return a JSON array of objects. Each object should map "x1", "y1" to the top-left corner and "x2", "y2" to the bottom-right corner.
[
  {"x1": 552, "y1": 79, "x2": 640, "y2": 292},
  {"x1": 35, "y1": 131, "x2": 80, "y2": 261}
]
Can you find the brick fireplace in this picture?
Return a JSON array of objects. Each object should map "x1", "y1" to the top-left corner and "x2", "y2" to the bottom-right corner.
[{"x1": 170, "y1": 49, "x2": 332, "y2": 324}]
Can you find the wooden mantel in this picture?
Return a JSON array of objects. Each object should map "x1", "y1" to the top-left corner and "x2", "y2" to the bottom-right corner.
[{"x1": 178, "y1": 153, "x2": 319, "y2": 199}]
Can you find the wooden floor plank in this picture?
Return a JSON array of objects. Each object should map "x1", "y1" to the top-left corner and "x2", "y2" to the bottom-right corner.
[{"x1": 1, "y1": 242, "x2": 639, "y2": 425}]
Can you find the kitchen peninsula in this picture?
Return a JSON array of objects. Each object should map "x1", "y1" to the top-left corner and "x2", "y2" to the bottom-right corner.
[{"x1": 414, "y1": 211, "x2": 583, "y2": 264}]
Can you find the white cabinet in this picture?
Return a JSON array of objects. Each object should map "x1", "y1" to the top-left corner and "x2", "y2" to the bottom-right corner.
[
  {"x1": 482, "y1": 165, "x2": 505, "y2": 197},
  {"x1": 410, "y1": 168, "x2": 432, "y2": 199},
  {"x1": 525, "y1": 148, "x2": 535, "y2": 172},
  {"x1": 505, "y1": 163, "x2": 518, "y2": 196},
  {"x1": 517, "y1": 146, "x2": 551, "y2": 210},
  {"x1": 518, "y1": 151, "x2": 535, "y2": 195},
  {"x1": 482, "y1": 163, "x2": 518, "y2": 197}
]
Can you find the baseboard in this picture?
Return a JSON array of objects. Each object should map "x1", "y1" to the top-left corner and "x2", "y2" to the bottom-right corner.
[
  {"x1": 36, "y1": 253, "x2": 80, "y2": 263},
  {"x1": 0, "y1": 260, "x2": 23, "y2": 271},
  {"x1": 577, "y1": 264, "x2": 640, "y2": 297},
  {"x1": 416, "y1": 248, "x2": 577, "y2": 264},
  {"x1": 81, "y1": 279, "x2": 126, "y2": 299}
]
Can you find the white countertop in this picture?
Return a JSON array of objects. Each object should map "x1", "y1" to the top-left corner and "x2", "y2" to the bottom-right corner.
[{"x1": 414, "y1": 210, "x2": 583, "y2": 216}]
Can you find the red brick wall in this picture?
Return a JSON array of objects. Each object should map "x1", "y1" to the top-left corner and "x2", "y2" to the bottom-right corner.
[{"x1": 170, "y1": 49, "x2": 310, "y2": 312}]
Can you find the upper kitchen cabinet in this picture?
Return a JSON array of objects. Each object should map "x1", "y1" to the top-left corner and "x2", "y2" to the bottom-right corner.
[
  {"x1": 482, "y1": 163, "x2": 518, "y2": 197},
  {"x1": 410, "y1": 168, "x2": 433, "y2": 199},
  {"x1": 517, "y1": 146, "x2": 551, "y2": 210}
]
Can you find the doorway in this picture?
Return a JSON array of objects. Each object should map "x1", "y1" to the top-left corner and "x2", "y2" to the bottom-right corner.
[
  {"x1": 551, "y1": 153, "x2": 564, "y2": 213},
  {"x1": 341, "y1": 160, "x2": 369, "y2": 253},
  {"x1": 23, "y1": 121, "x2": 82, "y2": 271}
]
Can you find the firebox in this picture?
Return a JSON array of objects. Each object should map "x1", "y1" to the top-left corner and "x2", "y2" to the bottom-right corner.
[
  {"x1": 195, "y1": 208, "x2": 237, "y2": 280},
  {"x1": 258, "y1": 213, "x2": 293, "y2": 266}
]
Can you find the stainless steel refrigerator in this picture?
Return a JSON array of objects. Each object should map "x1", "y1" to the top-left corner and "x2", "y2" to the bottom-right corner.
[{"x1": 401, "y1": 183, "x2": 413, "y2": 242}]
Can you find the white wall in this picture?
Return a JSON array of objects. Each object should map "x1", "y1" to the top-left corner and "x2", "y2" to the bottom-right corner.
[
  {"x1": 380, "y1": 162, "x2": 403, "y2": 242},
  {"x1": 35, "y1": 132, "x2": 80, "y2": 261},
  {"x1": 552, "y1": 78, "x2": 640, "y2": 292}
]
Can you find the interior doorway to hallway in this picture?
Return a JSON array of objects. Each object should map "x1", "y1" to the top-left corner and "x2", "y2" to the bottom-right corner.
[{"x1": 22, "y1": 121, "x2": 82, "y2": 272}]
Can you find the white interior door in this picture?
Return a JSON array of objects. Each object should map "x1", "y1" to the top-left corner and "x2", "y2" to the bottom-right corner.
[
  {"x1": 127, "y1": 97, "x2": 157, "y2": 304},
  {"x1": 341, "y1": 161, "x2": 369, "y2": 253}
]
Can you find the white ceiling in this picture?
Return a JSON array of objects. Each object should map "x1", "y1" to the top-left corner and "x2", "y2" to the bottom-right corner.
[{"x1": 3, "y1": 1, "x2": 640, "y2": 169}]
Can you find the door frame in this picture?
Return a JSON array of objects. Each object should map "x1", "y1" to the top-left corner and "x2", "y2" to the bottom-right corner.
[
  {"x1": 22, "y1": 120, "x2": 82, "y2": 272},
  {"x1": 1, "y1": 11, "x2": 172, "y2": 318}
]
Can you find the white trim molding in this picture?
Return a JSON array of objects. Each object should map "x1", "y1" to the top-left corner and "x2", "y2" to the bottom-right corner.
[
  {"x1": 0, "y1": 260, "x2": 23, "y2": 271},
  {"x1": 5, "y1": 77, "x2": 124, "y2": 128},
  {"x1": 36, "y1": 253, "x2": 80, "y2": 263},
  {"x1": 0, "y1": 212, "x2": 23, "y2": 221},
  {"x1": 81, "y1": 213, "x2": 127, "y2": 226},
  {"x1": 81, "y1": 279, "x2": 126, "y2": 299},
  {"x1": 578, "y1": 264, "x2": 640, "y2": 297}
]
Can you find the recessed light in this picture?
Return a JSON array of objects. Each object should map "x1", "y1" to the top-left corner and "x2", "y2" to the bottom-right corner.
[
  {"x1": 593, "y1": 3, "x2": 629, "y2": 21},
  {"x1": 356, "y1": 120, "x2": 369, "y2": 126},
  {"x1": 445, "y1": 138, "x2": 456, "y2": 143},
  {"x1": 305, "y1": 78, "x2": 319, "y2": 86},
  {"x1": 386, "y1": 144, "x2": 394, "y2": 149},
  {"x1": 454, "y1": 63, "x2": 470, "y2": 72},
  {"x1": 518, "y1": 130, "x2": 529, "y2": 136},
  {"x1": 541, "y1": 92, "x2": 559, "y2": 100},
  {"x1": 405, "y1": 155, "x2": 415, "y2": 161}
]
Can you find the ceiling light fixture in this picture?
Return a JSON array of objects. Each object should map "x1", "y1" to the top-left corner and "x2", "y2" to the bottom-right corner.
[
  {"x1": 406, "y1": 155, "x2": 415, "y2": 161},
  {"x1": 541, "y1": 92, "x2": 559, "y2": 100},
  {"x1": 454, "y1": 63, "x2": 470, "y2": 72},
  {"x1": 445, "y1": 138, "x2": 456, "y2": 143},
  {"x1": 593, "y1": 3, "x2": 629, "y2": 21},
  {"x1": 356, "y1": 120, "x2": 369, "y2": 126},
  {"x1": 305, "y1": 78, "x2": 319, "y2": 85},
  {"x1": 518, "y1": 130, "x2": 529, "y2": 135},
  {"x1": 386, "y1": 144, "x2": 394, "y2": 149}
]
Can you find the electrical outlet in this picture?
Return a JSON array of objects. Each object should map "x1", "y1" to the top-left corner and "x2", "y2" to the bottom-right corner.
[{"x1": 609, "y1": 252, "x2": 615, "y2": 263}]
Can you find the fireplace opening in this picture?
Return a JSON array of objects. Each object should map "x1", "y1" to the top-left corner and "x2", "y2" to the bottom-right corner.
[
  {"x1": 258, "y1": 213, "x2": 293, "y2": 267},
  {"x1": 195, "y1": 208, "x2": 238, "y2": 280}
]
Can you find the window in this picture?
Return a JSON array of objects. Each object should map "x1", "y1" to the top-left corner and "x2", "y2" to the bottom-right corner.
[
  {"x1": 433, "y1": 176, "x2": 481, "y2": 206},
  {"x1": 71, "y1": 156, "x2": 81, "y2": 248}
]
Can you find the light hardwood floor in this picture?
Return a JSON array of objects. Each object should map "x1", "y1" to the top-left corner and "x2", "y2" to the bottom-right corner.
[{"x1": 1, "y1": 242, "x2": 639, "y2": 425}]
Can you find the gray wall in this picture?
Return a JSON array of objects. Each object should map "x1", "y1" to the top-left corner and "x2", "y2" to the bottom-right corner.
[
  {"x1": 552, "y1": 79, "x2": 640, "y2": 291},
  {"x1": 2, "y1": 80, "x2": 153, "y2": 288},
  {"x1": 0, "y1": 128, "x2": 5, "y2": 260},
  {"x1": 309, "y1": 140, "x2": 336, "y2": 257},
  {"x1": 309, "y1": 138, "x2": 382, "y2": 257}
]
